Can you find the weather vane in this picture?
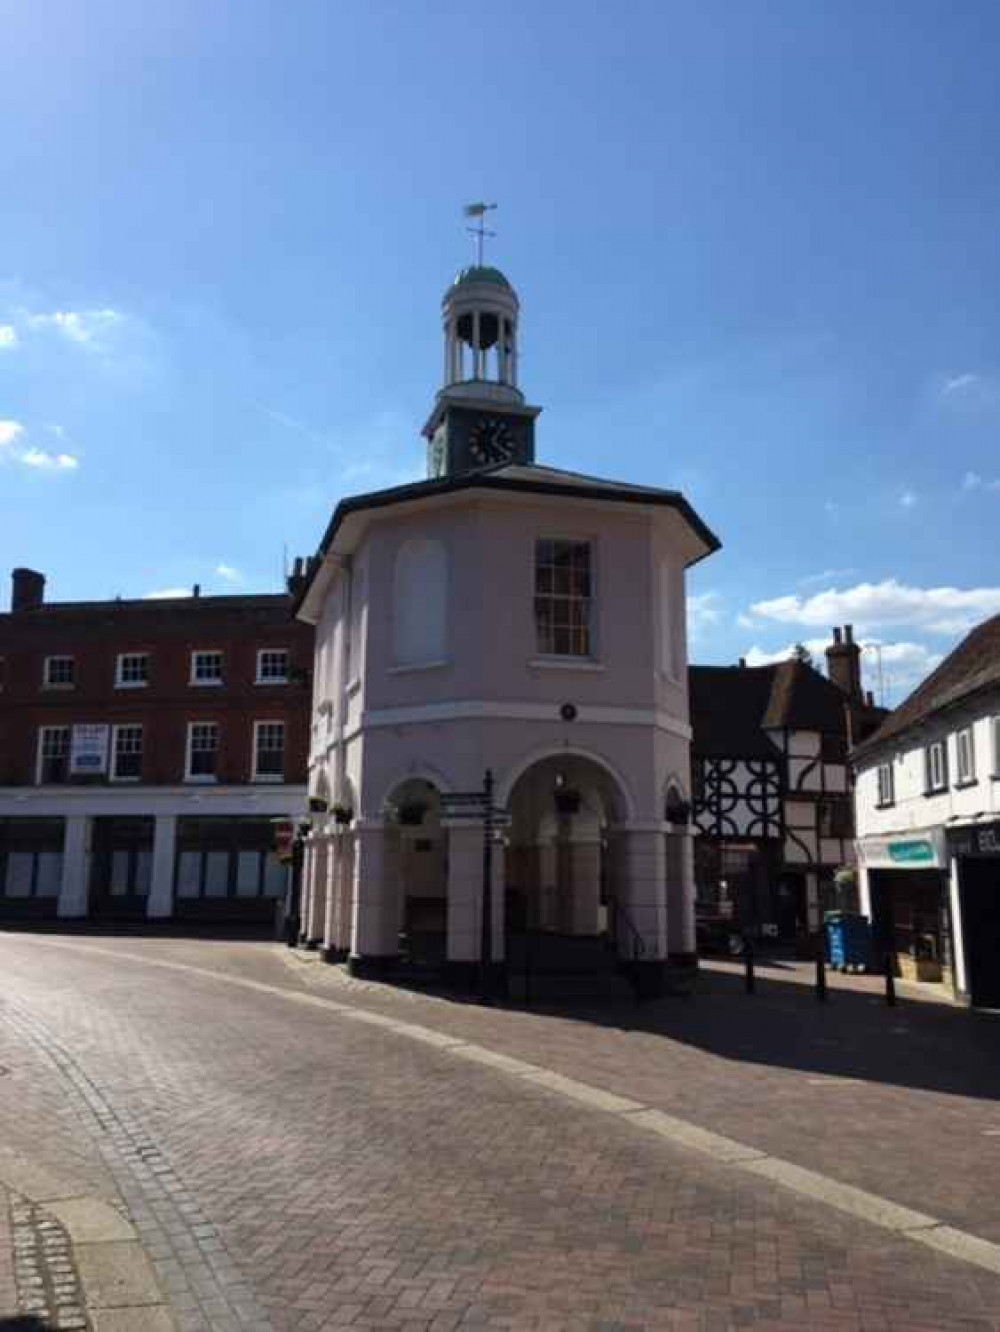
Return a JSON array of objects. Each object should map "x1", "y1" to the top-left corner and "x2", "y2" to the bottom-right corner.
[{"x1": 463, "y1": 201, "x2": 497, "y2": 266}]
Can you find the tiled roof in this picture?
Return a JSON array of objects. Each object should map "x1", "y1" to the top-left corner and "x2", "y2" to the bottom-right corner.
[
  {"x1": 690, "y1": 658, "x2": 858, "y2": 757},
  {"x1": 853, "y1": 613, "x2": 1000, "y2": 756}
]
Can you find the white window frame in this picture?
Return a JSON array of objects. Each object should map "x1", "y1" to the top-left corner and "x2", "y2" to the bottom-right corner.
[
  {"x1": 43, "y1": 655, "x2": 75, "y2": 689},
  {"x1": 533, "y1": 536, "x2": 597, "y2": 661},
  {"x1": 252, "y1": 720, "x2": 286, "y2": 783},
  {"x1": 110, "y1": 724, "x2": 144, "y2": 783},
  {"x1": 255, "y1": 649, "x2": 289, "y2": 685},
  {"x1": 36, "y1": 725, "x2": 71, "y2": 786},
  {"x1": 926, "y1": 740, "x2": 947, "y2": 793},
  {"x1": 185, "y1": 721, "x2": 220, "y2": 783},
  {"x1": 115, "y1": 652, "x2": 149, "y2": 689},
  {"x1": 190, "y1": 650, "x2": 225, "y2": 687},
  {"x1": 956, "y1": 725, "x2": 976, "y2": 784},
  {"x1": 993, "y1": 716, "x2": 1000, "y2": 777},
  {"x1": 876, "y1": 761, "x2": 894, "y2": 807}
]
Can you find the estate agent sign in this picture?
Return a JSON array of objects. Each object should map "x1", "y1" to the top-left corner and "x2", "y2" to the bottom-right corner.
[
  {"x1": 857, "y1": 828, "x2": 948, "y2": 870},
  {"x1": 69, "y1": 724, "x2": 110, "y2": 776}
]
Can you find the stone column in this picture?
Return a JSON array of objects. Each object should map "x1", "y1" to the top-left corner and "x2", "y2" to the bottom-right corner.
[
  {"x1": 348, "y1": 821, "x2": 400, "y2": 976},
  {"x1": 536, "y1": 838, "x2": 558, "y2": 930},
  {"x1": 57, "y1": 815, "x2": 90, "y2": 919},
  {"x1": 614, "y1": 824, "x2": 668, "y2": 996},
  {"x1": 665, "y1": 828, "x2": 696, "y2": 960},
  {"x1": 322, "y1": 836, "x2": 340, "y2": 961},
  {"x1": 567, "y1": 836, "x2": 601, "y2": 935},
  {"x1": 445, "y1": 822, "x2": 505, "y2": 980},
  {"x1": 146, "y1": 814, "x2": 177, "y2": 920}
]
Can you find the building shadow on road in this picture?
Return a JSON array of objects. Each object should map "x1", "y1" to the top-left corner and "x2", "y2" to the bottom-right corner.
[
  {"x1": 500, "y1": 965, "x2": 1000, "y2": 1104},
  {"x1": 0, "y1": 1318, "x2": 54, "y2": 1330}
]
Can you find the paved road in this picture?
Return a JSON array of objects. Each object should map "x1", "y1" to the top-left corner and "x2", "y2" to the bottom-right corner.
[{"x1": 1, "y1": 935, "x2": 1000, "y2": 1331}]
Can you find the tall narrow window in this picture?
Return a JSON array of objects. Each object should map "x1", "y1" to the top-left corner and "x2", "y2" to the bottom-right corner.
[
  {"x1": 876, "y1": 762, "x2": 894, "y2": 807},
  {"x1": 253, "y1": 721, "x2": 285, "y2": 781},
  {"x1": 37, "y1": 727, "x2": 71, "y2": 784},
  {"x1": 112, "y1": 725, "x2": 144, "y2": 781},
  {"x1": 534, "y1": 539, "x2": 593, "y2": 658},
  {"x1": 993, "y1": 717, "x2": 1000, "y2": 777},
  {"x1": 925, "y1": 741, "x2": 947, "y2": 793},
  {"x1": 956, "y1": 726, "x2": 976, "y2": 784},
  {"x1": 186, "y1": 723, "x2": 219, "y2": 781}
]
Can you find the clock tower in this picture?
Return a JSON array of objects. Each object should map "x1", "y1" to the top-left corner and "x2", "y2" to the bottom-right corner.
[{"x1": 423, "y1": 263, "x2": 541, "y2": 478}]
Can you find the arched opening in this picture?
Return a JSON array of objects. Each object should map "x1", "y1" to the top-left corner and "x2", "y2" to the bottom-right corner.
[
  {"x1": 504, "y1": 753, "x2": 630, "y2": 976},
  {"x1": 383, "y1": 778, "x2": 447, "y2": 965}
]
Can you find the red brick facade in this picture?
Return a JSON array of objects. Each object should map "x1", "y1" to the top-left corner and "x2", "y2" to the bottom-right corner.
[{"x1": 0, "y1": 574, "x2": 313, "y2": 789}]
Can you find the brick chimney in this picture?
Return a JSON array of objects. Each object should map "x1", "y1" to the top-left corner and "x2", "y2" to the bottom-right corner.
[
  {"x1": 825, "y1": 623, "x2": 862, "y2": 700},
  {"x1": 11, "y1": 568, "x2": 45, "y2": 613}
]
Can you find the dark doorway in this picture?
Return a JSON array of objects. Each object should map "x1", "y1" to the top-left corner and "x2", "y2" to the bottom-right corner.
[
  {"x1": 89, "y1": 817, "x2": 154, "y2": 921},
  {"x1": 776, "y1": 872, "x2": 807, "y2": 943},
  {"x1": 959, "y1": 858, "x2": 1000, "y2": 1008}
]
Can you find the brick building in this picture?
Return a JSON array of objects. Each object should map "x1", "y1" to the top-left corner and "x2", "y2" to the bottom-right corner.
[{"x1": 0, "y1": 568, "x2": 312, "y2": 926}]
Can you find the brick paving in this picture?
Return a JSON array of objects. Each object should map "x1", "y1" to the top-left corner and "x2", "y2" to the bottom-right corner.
[{"x1": 0, "y1": 934, "x2": 999, "y2": 1329}]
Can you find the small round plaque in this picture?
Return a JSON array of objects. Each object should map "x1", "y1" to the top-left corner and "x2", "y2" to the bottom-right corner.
[{"x1": 560, "y1": 703, "x2": 577, "y2": 722}]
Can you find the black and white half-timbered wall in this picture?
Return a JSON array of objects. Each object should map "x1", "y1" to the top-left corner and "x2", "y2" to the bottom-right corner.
[{"x1": 689, "y1": 627, "x2": 885, "y2": 945}]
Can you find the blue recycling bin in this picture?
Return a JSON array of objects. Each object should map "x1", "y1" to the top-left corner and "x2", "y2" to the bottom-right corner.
[{"x1": 825, "y1": 911, "x2": 872, "y2": 972}]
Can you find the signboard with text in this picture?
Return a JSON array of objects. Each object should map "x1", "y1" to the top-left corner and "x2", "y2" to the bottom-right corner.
[
  {"x1": 69, "y1": 724, "x2": 110, "y2": 776},
  {"x1": 949, "y1": 821, "x2": 1000, "y2": 859}
]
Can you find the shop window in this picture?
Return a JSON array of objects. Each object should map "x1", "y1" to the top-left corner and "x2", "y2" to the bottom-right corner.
[
  {"x1": 37, "y1": 726, "x2": 70, "y2": 785},
  {"x1": 876, "y1": 762, "x2": 894, "y2": 807},
  {"x1": 534, "y1": 538, "x2": 593, "y2": 658},
  {"x1": 173, "y1": 819, "x2": 288, "y2": 900},
  {"x1": 956, "y1": 726, "x2": 976, "y2": 784},
  {"x1": 0, "y1": 819, "x2": 65, "y2": 899}
]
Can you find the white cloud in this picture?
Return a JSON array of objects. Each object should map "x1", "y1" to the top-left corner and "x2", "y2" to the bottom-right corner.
[
  {"x1": 215, "y1": 563, "x2": 242, "y2": 584},
  {"x1": 749, "y1": 578, "x2": 1000, "y2": 637},
  {"x1": 25, "y1": 308, "x2": 123, "y2": 348},
  {"x1": 942, "y1": 373, "x2": 979, "y2": 396},
  {"x1": 798, "y1": 567, "x2": 858, "y2": 587},
  {"x1": 742, "y1": 638, "x2": 829, "y2": 668},
  {"x1": 688, "y1": 591, "x2": 721, "y2": 640},
  {"x1": 0, "y1": 325, "x2": 18, "y2": 349},
  {"x1": 735, "y1": 611, "x2": 757, "y2": 630},
  {"x1": 143, "y1": 587, "x2": 192, "y2": 600},
  {"x1": 962, "y1": 470, "x2": 1000, "y2": 493},
  {"x1": 19, "y1": 448, "x2": 79, "y2": 471},
  {"x1": 899, "y1": 489, "x2": 918, "y2": 509},
  {"x1": 0, "y1": 420, "x2": 25, "y2": 448}
]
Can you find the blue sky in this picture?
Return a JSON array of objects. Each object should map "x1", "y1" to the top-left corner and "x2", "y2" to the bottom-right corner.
[{"x1": 2, "y1": 0, "x2": 999, "y2": 703}]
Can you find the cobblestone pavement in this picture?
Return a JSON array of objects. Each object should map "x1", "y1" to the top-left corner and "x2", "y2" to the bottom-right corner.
[{"x1": 1, "y1": 935, "x2": 999, "y2": 1330}]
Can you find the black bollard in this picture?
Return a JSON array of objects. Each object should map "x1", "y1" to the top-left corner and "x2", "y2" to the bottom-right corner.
[
  {"x1": 815, "y1": 935, "x2": 828, "y2": 1002},
  {"x1": 744, "y1": 937, "x2": 755, "y2": 995},
  {"x1": 884, "y1": 950, "x2": 896, "y2": 1007}
]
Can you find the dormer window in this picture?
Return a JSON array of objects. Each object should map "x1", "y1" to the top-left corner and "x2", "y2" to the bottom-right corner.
[
  {"x1": 191, "y1": 651, "x2": 224, "y2": 686},
  {"x1": 43, "y1": 656, "x2": 75, "y2": 689},
  {"x1": 534, "y1": 539, "x2": 593, "y2": 658}
]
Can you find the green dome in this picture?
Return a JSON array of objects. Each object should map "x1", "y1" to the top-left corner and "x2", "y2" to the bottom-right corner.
[{"x1": 452, "y1": 265, "x2": 512, "y2": 289}]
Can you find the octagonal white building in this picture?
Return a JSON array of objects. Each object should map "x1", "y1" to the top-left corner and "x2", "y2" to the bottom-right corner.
[{"x1": 293, "y1": 260, "x2": 720, "y2": 996}]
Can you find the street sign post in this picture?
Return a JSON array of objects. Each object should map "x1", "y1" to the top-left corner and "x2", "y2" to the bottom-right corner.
[{"x1": 441, "y1": 773, "x2": 510, "y2": 1001}]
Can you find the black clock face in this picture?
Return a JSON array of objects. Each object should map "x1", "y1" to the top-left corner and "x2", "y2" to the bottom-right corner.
[{"x1": 468, "y1": 418, "x2": 514, "y2": 466}]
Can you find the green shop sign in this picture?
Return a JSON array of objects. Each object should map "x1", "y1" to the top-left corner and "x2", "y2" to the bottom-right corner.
[{"x1": 888, "y1": 839, "x2": 936, "y2": 865}]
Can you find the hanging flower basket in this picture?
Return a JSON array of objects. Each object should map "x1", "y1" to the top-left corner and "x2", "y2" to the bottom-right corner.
[
  {"x1": 332, "y1": 804, "x2": 354, "y2": 826},
  {"x1": 554, "y1": 787, "x2": 582, "y2": 816},
  {"x1": 308, "y1": 795, "x2": 329, "y2": 814},
  {"x1": 397, "y1": 801, "x2": 428, "y2": 827}
]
